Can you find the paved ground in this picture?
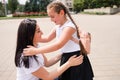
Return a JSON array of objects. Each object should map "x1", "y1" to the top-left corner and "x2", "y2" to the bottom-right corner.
[{"x1": 0, "y1": 14, "x2": 120, "y2": 80}]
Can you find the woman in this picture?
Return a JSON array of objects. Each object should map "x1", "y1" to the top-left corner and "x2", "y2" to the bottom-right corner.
[{"x1": 15, "y1": 19, "x2": 83, "y2": 80}]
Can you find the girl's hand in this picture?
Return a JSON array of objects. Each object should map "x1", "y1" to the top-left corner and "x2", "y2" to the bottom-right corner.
[
  {"x1": 67, "y1": 55, "x2": 83, "y2": 67},
  {"x1": 23, "y1": 45, "x2": 38, "y2": 56}
]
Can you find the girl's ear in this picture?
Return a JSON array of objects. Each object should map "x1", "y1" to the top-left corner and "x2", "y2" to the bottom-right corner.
[{"x1": 60, "y1": 10, "x2": 65, "y2": 15}]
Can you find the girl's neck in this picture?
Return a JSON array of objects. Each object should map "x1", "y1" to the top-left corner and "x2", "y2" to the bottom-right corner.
[{"x1": 60, "y1": 17, "x2": 68, "y2": 26}]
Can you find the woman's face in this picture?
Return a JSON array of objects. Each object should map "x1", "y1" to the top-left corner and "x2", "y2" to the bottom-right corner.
[{"x1": 33, "y1": 24, "x2": 43, "y2": 46}]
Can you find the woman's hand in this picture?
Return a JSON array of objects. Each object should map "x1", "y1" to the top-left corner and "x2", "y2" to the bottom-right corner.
[
  {"x1": 67, "y1": 55, "x2": 83, "y2": 67},
  {"x1": 23, "y1": 45, "x2": 38, "y2": 56}
]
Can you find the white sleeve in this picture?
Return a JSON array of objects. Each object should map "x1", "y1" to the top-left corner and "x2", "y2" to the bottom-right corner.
[
  {"x1": 22, "y1": 57, "x2": 43, "y2": 74},
  {"x1": 65, "y1": 21, "x2": 76, "y2": 29}
]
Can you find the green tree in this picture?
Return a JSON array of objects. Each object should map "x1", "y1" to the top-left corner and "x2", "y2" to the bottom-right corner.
[
  {"x1": 0, "y1": 2, "x2": 3, "y2": 10},
  {"x1": 73, "y1": 0, "x2": 84, "y2": 13},
  {"x1": 83, "y1": 0, "x2": 92, "y2": 9},
  {"x1": 73, "y1": 0, "x2": 120, "y2": 13},
  {"x1": 114, "y1": 0, "x2": 120, "y2": 7},
  {"x1": 8, "y1": 0, "x2": 19, "y2": 13},
  {"x1": 39, "y1": 0, "x2": 50, "y2": 12},
  {"x1": 24, "y1": 1, "x2": 32, "y2": 12},
  {"x1": 16, "y1": 4, "x2": 24, "y2": 12},
  {"x1": 0, "y1": 2, "x2": 5, "y2": 16},
  {"x1": 24, "y1": 0, "x2": 50, "y2": 12}
]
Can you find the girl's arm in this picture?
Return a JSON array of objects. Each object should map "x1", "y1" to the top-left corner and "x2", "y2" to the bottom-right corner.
[
  {"x1": 39, "y1": 28, "x2": 56, "y2": 43},
  {"x1": 32, "y1": 55, "x2": 83, "y2": 80},
  {"x1": 43, "y1": 53, "x2": 61, "y2": 67},
  {"x1": 23, "y1": 27, "x2": 76, "y2": 55}
]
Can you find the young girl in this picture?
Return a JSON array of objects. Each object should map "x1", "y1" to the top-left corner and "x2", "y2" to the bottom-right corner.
[
  {"x1": 15, "y1": 19, "x2": 83, "y2": 80},
  {"x1": 23, "y1": 1, "x2": 94, "y2": 80}
]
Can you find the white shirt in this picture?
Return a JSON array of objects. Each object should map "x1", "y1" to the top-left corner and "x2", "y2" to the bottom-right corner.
[
  {"x1": 56, "y1": 20, "x2": 80, "y2": 53},
  {"x1": 16, "y1": 54, "x2": 44, "y2": 80}
]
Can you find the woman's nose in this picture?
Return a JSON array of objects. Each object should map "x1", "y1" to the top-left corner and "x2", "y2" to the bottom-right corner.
[{"x1": 40, "y1": 31, "x2": 43, "y2": 34}]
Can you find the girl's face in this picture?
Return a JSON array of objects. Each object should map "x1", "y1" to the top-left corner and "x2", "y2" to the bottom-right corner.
[
  {"x1": 47, "y1": 8, "x2": 63, "y2": 25},
  {"x1": 33, "y1": 24, "x2": 43, "y2": 46}
]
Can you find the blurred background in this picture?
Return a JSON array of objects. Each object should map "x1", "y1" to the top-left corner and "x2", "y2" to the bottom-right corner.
[
  {"x1": 0, "y1": 0, "x2": 120, "y2": 80},
  {"x1": 0, "y1": 0, "x2": 120, "y2": 18}
]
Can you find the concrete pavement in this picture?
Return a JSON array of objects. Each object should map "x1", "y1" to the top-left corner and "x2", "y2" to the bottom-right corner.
[{"x1": 0, "y1": 14, "x2": 120, "y2": 80}]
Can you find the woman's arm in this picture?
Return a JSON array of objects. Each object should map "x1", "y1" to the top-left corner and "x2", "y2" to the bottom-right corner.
[
  {"x1": 23, "y1": 27, "x2": 76, "y2": 55},
  {"x1": 43, "y1": 53, "x2": 61, "y2": 67},
  {"x1": 32, "y1": 55, "x2": 83, "y2": 80}
]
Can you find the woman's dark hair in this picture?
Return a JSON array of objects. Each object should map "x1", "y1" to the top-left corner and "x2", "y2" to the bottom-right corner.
[{"x1": 15, "y1": 19, "x2": 38, "y2": 68}]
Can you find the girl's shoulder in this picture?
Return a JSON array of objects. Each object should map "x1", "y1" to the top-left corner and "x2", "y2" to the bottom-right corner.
[{"x1": 64, "y1": 21, "x2": 75, "y2": 29}]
